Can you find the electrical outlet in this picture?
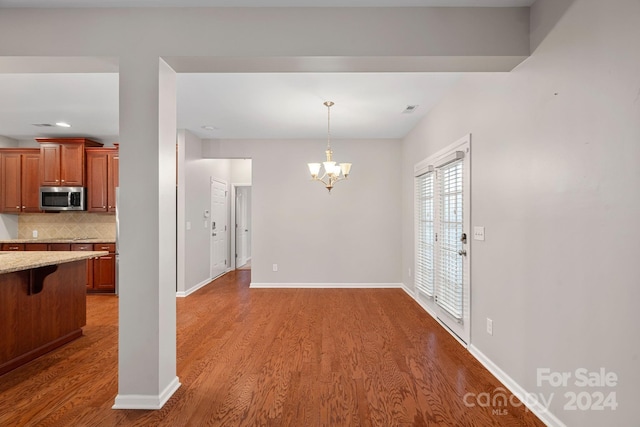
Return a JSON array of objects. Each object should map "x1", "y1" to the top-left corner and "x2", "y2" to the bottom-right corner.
[
  {"x1": 32, "y1": 230, "x2": 38, "y2": 238},
  {"x1": 487, "y1": 318, "x2": 493, "y2": 335},
  {"x1": 272, "y1": 264, "x2": 278, "y2": 272},
  {"x1": 186, "y1": 222, "x2": 191, "y2": 230}
]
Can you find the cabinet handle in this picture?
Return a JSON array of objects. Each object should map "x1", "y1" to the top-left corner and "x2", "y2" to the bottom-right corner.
[
  {"x1": 61, "y1": 179, "x2": 65, "y2": 183},
  {"x1": 16, "y1": 206, "x2": 19, "y2": 209},
  {"x1": 103, "y1": 206, "x2": 106, "y2": 209},
  {"x1": 22, "y1": 206, "x2": 25, "y2": 209}
]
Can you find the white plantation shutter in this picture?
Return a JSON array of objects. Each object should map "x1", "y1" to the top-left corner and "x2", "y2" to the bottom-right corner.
[
  {"x1": 415, "y1": 171, "x2": 435, "y2": 297},
  {"x1": 435, "y1": 159, "x2": 464, "y2": 320}
]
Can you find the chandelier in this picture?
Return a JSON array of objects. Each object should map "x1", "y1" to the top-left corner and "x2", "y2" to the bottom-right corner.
[{"x1": 307, "y1": 101, "x2": 352, "y2": 193}]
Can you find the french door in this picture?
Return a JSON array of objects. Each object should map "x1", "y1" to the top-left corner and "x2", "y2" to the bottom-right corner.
[{"x1": 415, "y1": 135, "x2": 471, "y2": 344}]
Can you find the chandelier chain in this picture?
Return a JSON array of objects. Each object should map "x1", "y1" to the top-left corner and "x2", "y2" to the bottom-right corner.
[{"x1": 325, "y1": 101, "x2": 333, "y2": 152}]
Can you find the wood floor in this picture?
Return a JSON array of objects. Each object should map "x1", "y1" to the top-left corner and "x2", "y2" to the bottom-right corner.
[{"x1": 0, "y1": 271, "x2": 544, "y2": 426}]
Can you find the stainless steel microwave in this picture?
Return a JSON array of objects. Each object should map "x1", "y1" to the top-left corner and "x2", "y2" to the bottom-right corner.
[{"x1": 39, "y1": 186, "x2": 86, "y2": 211}]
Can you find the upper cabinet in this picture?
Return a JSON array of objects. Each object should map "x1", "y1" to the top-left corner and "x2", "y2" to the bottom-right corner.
[
  {"x1": 37, "y1": 138, "x2": 102, "y2": 187},
  {"x1": 0, "y1": 149, "x2": 41, "y2": 213},
  {"x1": 86, "y1": 147, "x2": 119, "y2": 213}
]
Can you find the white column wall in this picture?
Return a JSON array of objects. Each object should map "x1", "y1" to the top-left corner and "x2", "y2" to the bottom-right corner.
[{"x1": 113, "y1": 57, "x2": 179, "y2": 408}]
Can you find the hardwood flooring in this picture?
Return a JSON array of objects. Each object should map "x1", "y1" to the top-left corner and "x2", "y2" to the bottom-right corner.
[{"x1": 0, "y1": 271, "x2": 544, "y2": 426}]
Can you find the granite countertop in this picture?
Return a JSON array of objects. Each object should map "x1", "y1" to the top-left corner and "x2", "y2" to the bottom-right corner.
[
  {"x1": 0, "y1": 251, "x2": 109, "y2": 275},
  {"x1": 0, "y1": 238, "x2": 115, "y2": 244}
]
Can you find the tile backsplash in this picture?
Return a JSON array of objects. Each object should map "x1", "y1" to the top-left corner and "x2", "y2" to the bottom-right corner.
[{"x1": 18, "y1": 212, "x2": 116, "y2": 240}]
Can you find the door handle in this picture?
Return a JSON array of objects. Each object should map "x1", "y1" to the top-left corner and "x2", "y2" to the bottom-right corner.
[
  {"x1": 458, "y1": 249, "x2": 467, "y2": 256},
  {"x1": 212, "y1": 233, "x2": 217, "y2": 237}
]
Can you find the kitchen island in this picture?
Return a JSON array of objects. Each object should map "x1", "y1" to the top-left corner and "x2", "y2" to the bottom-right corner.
[{"x1": 0, "y1": 250, "x2": 107, "y2": 376}]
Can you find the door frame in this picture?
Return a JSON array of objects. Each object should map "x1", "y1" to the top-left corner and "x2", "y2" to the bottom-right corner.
[
  {"x1": 230, "y1": 183, "x2": 251, "y2": 270},
  {"x1": 414, "y1": 134, "x2": 472, "y2": 346}
]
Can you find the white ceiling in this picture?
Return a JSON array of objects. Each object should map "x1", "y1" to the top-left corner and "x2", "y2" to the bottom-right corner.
[
  {"x1": 178, "y1": 73, "x2": 462, "y2": 140},
  {"x1": 0, "y1": 0, "x2": 532, "y2": 143},
  {"x1": 0, "y1": 72, "x2": 463, "y2": 142},
  {"x1": 0, "y1": 0, "x2": 535, "y2": 7}
]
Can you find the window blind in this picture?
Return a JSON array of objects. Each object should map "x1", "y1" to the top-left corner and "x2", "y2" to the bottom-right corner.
[
  {"x1": 415, "y1": 171, "x2": 435, "y2": 297},
  {"x1": 436, "y1": 159, "x2": 464, "y2": 320}
]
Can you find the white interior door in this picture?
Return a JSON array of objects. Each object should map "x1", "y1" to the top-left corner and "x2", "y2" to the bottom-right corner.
[
  {"x1": 210, "y1": 178, "x2": 228, "y2": 280},
  {"x1": 235, "y1": 186, "x2": 250, "y2": 267}
]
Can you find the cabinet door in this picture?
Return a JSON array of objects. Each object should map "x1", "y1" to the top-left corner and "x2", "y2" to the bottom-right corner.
[
  {"x1": 60, "y1": 143, "x2": 84, "y2": 186},
  {"x1": 25, "y1": 243, "x2": 48, "y2": 251},
  {"x1": 108, "y1": 152, "x2": 119, "y2": 212},
  {"x1": 71, "y1": 244, "x2": 94, "y2": 289},
  {"x1": 93, "y1": 254, "x2": 115, "y2": 292},
  {"x1": 48, "y1": 243, "x2": 71, "y2": 251},
  {"x1": 21, "y1": 153, "x2": 41, "y2": 212},
  {"x1": 86, "y1": 152, "x2": 108, "y2": 212},
  {"x1": 40, "y1": 144, "x2": 61, "y2": 186},
  {"x1": 0, "y1": 153, "x2": 22, "y2": 213}
]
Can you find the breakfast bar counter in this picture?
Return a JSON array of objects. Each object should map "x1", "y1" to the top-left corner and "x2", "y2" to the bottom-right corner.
[{"x1": 0, "y1": 251, "x2": 107, "y2": 376}]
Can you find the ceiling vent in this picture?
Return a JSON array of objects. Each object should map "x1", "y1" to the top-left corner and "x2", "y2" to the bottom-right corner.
[
  {"x1": 32, "y1": 123, "x2": 55, "y2": 127},
  {"x1": 402, "y1": 105, "x2": 419, "y2": 114}
]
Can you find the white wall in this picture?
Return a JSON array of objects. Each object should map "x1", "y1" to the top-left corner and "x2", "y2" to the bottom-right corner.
[
  {"x1": 206, "y1": 138, "x2": 402, "y2": 286},
  {"x1": 231, "y1": 159, "x2": 252, "y2": 184},
  {"x1": 0, "y1": 135, "x2": 18, "y2": 147},
  {"x1": 401, "y1": 0, "x2": 640, "y2": 425}
]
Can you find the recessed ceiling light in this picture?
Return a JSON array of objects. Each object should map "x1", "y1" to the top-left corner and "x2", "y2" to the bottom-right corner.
[
  {"x1": 201, "y1": 125, "x2": 218, "y2": 131},
  {"x1": 55, "y1": 122, "x2": 72, "y2": 128}
]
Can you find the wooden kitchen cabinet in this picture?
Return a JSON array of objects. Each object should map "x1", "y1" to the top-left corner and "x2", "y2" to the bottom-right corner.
[
  {"x1": 86, "y1": 148, "x2": 119, "y2": 213},
  {"x1": 36, "y1": 138, "x2": 102, "y2": 187},
  {"x1": 72, "y1": 242, "x2": 116, "y2": 293},
  {"x1": 0, "y1": 149, "x2": 41, "y2": 213}
]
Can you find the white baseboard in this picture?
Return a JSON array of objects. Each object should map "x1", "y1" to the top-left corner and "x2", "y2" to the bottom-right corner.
[
  {"x1": 176, "y1": 277, "x2": 213, "y2": 297},
  {"x1": 112, "y1": 376, "x2": 181, "y2": 410},
  {"x1": 249, "y1": 282, "x2": 403, "y2": 289},
  {"x1": 468, "y1": 346, "x2": 565, "y2": 427}
]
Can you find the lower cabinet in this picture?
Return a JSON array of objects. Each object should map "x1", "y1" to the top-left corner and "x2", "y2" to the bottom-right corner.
[
  {"x1": 2, "y1": 241, "x2": 116, "y2": 293},
  {"x1": 72, "y1": 243, "x2": 116, "y2": 293}
]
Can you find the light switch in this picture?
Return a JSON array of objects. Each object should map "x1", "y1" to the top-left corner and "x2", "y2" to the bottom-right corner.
[
  {"x1": 474, "y1": 226, "x2": 485, "y2": 241},
  {"x1": 186, "y1": 222, "x2": 191, "y2": 230}
]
